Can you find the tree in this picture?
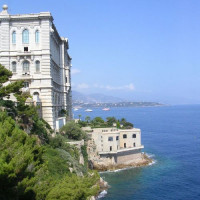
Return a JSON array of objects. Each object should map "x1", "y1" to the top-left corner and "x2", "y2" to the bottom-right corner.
[
  {"x1": 46, "y1": 173, "x2": 99, "y2": 200},
  {"x1": 0, "y1": 64, "x2": 23, "y2": 99},
  {"x1": 106, "y1": 117, "x2": 117, "y2": 126},
  {"x1": 0, "y1": 64, "x2": 50, "y2": 143},
  {"x1": 93, "y1": 117, "x2": 104, "y2": 124},
  {"x1": 60, "y1": 121, "x2": 86, "y2": 140},
  {"x1": 0, "y1": 111, "x2": 44, "y2": 199},
  {"x1": 85, "y1": 116, "x2": 90, "y2": 123},
  {"x1": 117, "y1": 121, "x2": 120, "y2": 128},
  {"x1": 78, "y1": 120, "x2": 87, "y2": 127},
  {"x1": 0, "y1": 112, "x2": 99, "y2": 200},
  {"x1": 120, "y1": 118, "x2": 127, "y2": 124},
  {"x1": 123, "y1": 121, "x2": 134, "y2": 129}
]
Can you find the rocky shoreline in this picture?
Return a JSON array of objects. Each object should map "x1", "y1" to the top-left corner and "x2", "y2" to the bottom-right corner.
[{"x1": 91, "y1": 153, "x2": 153, "y2": 172}]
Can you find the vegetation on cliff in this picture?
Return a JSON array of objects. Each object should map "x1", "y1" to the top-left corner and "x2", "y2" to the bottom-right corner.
[
  {"x1": 78, "y1": 116, "x2": 134, "y2": 129},
  {"x1": 0, "y1": 64, "x2": 100, "y2": 200},
  {"x1": 60, "y1": 121, "x2": 87, "y2": 140}
]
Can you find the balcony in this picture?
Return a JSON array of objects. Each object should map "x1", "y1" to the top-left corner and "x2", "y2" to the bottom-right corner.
[{"x1": 99, "y1": 145, "x2": 144, "y2": 155}]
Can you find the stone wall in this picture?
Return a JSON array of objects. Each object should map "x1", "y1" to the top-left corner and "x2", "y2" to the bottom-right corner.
[{"x1": 116, "y1": 149, "x2": 142, "y2": 164}]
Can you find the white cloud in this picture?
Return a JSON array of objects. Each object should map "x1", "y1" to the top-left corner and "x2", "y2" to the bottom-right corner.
[
  {"x1": 71, "y1": 68, "x2": 81, "y2": 75},
  {"x1": 71, "y1": 82, "x2": 76, "y2": 87},
  {"x1": 94, "y1": 84, "x2": 104, "y2": 89},
  {"x1": 124, "y1": 83, "x2": 135, "y2": 90},
  {"x1": 73, "y1": 83, "x2": 135, "y2": 91},
  {"x1": 76, "y1": 83, "x2": 90, "y2": 89},
  {"x1": 94, "y1": 83, "x2": 135, "y2": 91}
]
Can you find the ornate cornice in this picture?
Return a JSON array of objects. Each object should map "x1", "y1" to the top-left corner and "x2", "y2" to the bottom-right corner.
[{"x1": 0, "y1": 13, "x2": 53, "y2": 22}]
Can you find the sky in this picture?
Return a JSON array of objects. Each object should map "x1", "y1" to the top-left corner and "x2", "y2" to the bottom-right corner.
[{"x1": 2, "y1": 0, "x2": 200, "y2": 104}]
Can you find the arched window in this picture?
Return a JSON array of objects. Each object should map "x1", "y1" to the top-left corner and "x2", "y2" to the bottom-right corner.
[
  {"x1": 22, "y1": 29, "x2": 29, "y2": 44},
  {"x1": 35, "y1": 30, "x2": 39, "y2": 43},
  {"x1": 33, "y1": 92, "x2": 39, "y2": 96},
  {"x1": 23, "y1": 61, "x2": 30, "y2": 72},
  {"x1": 12, "y1": 31, "x2": 16, "y2": 44},
  {"x1": 12, "y1": 61, "x2": 16, "y2": 72},
  {"x1": 35, "y1": 61, "x2": 40, "y2": 72},
  {"x1": 132, "y1": 134, "x2": 136, "y2": 138},
  {"x1": 33, "y1": 92, "x2": 40, "y2": 102}
]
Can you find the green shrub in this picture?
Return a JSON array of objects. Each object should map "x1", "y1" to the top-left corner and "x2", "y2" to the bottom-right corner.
[
  {"x1": 0, "y1": 111, "x2": 43, "y2": 199},
  {"x1": 81, "y1": 145, "x2": 88, "y2": 167},
  {"x1": 49, "y1": 134, "x2": 65, "y2": 149},
  {"x1": 60, "y1": 121, "x2": 86, "y2": 140},
  {"x1": 46, "y1": 173, "x2": 99, "y2": 200}
]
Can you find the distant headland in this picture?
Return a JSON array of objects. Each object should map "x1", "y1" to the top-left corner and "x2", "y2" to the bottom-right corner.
[
  {"x1": 73, "y1": 101, "x2": 164, "y2": 108},
  {"x1": 73, "y1": 91, "x2": 164, "y2": 108}
]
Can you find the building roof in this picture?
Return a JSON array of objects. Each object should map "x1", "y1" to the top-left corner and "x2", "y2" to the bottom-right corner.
[{"x1": 0, "y1": 5, "x2": 70, "y2": 48}]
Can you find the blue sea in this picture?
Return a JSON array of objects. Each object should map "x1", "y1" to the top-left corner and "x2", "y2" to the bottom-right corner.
[{"x1": 74, "y1": 105, "x2": 200, "y2": 200}]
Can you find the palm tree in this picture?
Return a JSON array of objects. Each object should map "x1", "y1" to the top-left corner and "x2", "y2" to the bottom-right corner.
[{"x1": 85, "y1": 116, "x2": 90, "y2": 123}]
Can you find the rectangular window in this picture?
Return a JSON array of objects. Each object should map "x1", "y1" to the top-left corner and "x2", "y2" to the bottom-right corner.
[
  {"x1": 22, "y1": 30, "x2": 29, "y2": 44},
  {"x1": 35, "y1": 30, "x2": 39, "y2": 43},
  {"x1": 24, "y1": 82, "x2": 29, "y2": 88},
  {"x1": 12, "y1": 32, "x2": 16, "y2": 44},
  {"x1": 123, "y1": 134, "x2": 127, "y2": 139},
  {"x1": 116, "y1": 136, "x2": 119, "y2": 140},
  {"x1": 124, "y1": 143, "x2": 126, "y2": 148},
  {"x1": 108, "y1": 137, "x2": 113, "y2": 141},
  {"x1": 12, "y1": 62, "x2": 16, "y2": 73},
  {"x1": 110, "y1": 146, "x2": 112, "y2": 151},
  {"x1": 132, "y1": 134, "x2": 136, "y2": 138},
  {"x1": 133, "y1": 143, "x2": 136, "y2": 147},
  {"x1": 24, "y1": 47, "x2": 28, "y2": 52}
]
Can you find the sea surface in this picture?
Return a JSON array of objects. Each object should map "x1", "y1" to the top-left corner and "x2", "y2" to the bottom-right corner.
[{"x1": 73, "y1": 105, "x2": 200, "y2": 200}]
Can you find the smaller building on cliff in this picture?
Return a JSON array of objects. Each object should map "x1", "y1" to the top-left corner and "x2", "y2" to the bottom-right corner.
[{"x1": 83, "y1": 127, "x2": 150, "y2": 170}]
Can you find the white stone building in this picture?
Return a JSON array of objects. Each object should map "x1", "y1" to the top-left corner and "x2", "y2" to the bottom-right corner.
[
  {"x1": 83, "y1": 127, "x2": 144, "y2": 165},
  {"x1": 0, "y1": 5, "x2": 72, "y2": 130}
]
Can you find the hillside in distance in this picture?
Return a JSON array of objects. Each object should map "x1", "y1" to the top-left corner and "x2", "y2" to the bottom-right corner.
[
  {"x1": 72, "y1": 91, "x2": 164, "y2": 107},
  {"x1": 72, "y1": 91, "x2": 124, "y2": 103}
]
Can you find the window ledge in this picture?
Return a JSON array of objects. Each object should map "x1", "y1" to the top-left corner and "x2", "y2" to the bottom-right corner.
[{"x1": 22, "y1": 72, "x2": 30, "y2": 75}]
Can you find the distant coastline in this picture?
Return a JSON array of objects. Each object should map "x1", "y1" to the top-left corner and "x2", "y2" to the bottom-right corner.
[{"x1": 73, "y1": 101, "x2": 165, "y2": 108}]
